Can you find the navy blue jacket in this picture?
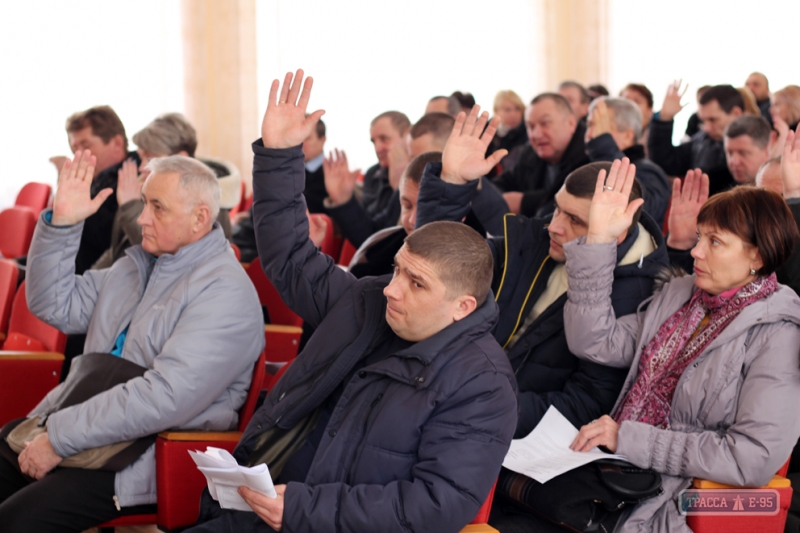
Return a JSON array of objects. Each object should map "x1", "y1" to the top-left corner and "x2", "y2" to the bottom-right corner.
[
  {"x1": 416, "y1": 165, "x2": 669, "y2": 437},
  {"x1": 237, "y1": 142, "x2": 518, "y2": 533},
  {"x1": 586, "y1": 133, "x2": 671, "y2": 227}
]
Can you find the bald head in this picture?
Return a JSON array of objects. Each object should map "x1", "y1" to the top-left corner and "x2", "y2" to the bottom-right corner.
[{"x1": 746, "y1": 72, "x2": 770, "y2": 102}]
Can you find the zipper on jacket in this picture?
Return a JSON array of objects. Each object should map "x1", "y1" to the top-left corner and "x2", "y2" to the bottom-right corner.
[{"x1": 346, "y1": 392, "x2": 384, "y2": 485}]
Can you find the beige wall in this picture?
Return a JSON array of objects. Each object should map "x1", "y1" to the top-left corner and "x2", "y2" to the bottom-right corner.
[
  {"x1": 536, "y1": 0, "x2": 609, "y2": 92},
  {"x1": 181, "y1": 0, "x2": 258, "y2": 197}
]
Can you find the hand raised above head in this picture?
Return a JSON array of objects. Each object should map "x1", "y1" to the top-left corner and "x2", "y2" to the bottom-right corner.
[
  {"x1": 261, "y1": 69, "x2": 325, "y2": 149},
  {"x1": 51, "y1": 150, "x2": 112, "y2": 227},
  {"x1": 116, "y1": 159, "x2": 142, "y2": 205},
  {"x1": 782, "y1": 126, "x2": 800, "y2": 199},
  {"x1": 586, "y1": 158, "x2": 643, "y2": 244},
  {"x1": 323, "y1": 149, "x2": 360, "y2": 206},
  {"x1": 586, "y1": 98, "x2": 612, "y2": 141},
  {"x1": 659, "y1": 79, "x2": 688, "y2": 122},
  {"x1": 441, "y1": 105, "x2": 507, "y2": 184},
  {"x1": 666, "y1": 168, "x2": 709, "y2": 250}
]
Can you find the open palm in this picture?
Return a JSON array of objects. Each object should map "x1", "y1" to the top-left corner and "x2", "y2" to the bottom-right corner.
[
  {"x1": 441, "y1": 106, "x2": 507, "y2": 184},
  {"x1": 261, "y1": 69, "x2": 325, "y2": 149},
  {"x1": 51, "y1": 150, "x2": 112, "y2": 226},
  {"x1": 586, "y1": 158, "x2": 644, "y2": 244}
]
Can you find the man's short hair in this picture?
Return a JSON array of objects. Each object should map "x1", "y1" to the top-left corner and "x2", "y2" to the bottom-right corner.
[
  {"x1": 315, "y1": 118, "x2": 326, "y2": 139},
  {"x1": 371, "y1": 111, "x2": 411, "y2": 134},
  {"x1": 588, "y1": 84, "x2": 609, "y2": 97},
  {"x1": 133, "y1": 113, "x2": 198, "y2": 157},
  {"x1": 146, "y1": 156, "x2": 221, "y2": 221},
  {"x1": 558, "y1": 81, "x2": 592, "y2": 104},
  {"x1": 564, "y1": 161, "x2": 644, "y2": 231},
  {"x1": 699, "y1": 85, "x2": 745, "y2": 114},
  {"x1": 404, "y1": 221, "x2": 493, "y2": 306},
  {"x1": 429, "y1": 96, "x2": 461, "y2": 117},
  {"x1": 588, "y1": 97, "x2": 643, "y2": 141},
  {"x1": 620, "y1": 83, "x2": 654, "y2": 109},
  {"x1": 409, "y1": 113, "x2": 455, "y2": 146},
  {"x1": 724, "y1": 115, "x2": 771, "y2": 149},
  {"x1": 66, "y1": 105, "x2": 128, "y2": 151},
  {"x1": 493, "y1": 90, "x2": 525, "y2": 114},
  {"x1": 451, "y1": 91, "x2": 476, "y2": 111},
  {"x1": 402, "y1": 152, "x2": 442, "y2": 187},
  {"x1": 531, "y1": 93, "x2": 575, "y2": 116}
]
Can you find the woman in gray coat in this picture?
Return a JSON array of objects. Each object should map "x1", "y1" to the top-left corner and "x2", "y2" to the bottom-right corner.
[{"x1": 561, "y1": 159, "x2": 800, "y2": 533}]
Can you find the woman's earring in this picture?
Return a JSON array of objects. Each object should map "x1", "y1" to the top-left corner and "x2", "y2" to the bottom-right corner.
[{"x1": 750, "y1": 268, "x2": 756, "y2": 276}]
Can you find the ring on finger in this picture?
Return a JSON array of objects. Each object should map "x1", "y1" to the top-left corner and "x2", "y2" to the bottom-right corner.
[{"x1": 603, "y1": 186, "x2": 613, "y2": 191}]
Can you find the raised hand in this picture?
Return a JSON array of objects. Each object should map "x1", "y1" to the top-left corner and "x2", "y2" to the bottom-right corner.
[
  {"x1": 586, "y1": 98, "x2": 612, "y2": 141},
  {"x1": 770, "y1": 115, "x2": 790, "y2": 158},
  {"x1": 116, "y1": 159, "x2": 142, "y2": 205},
  {"x1": 323, "y1": 149, "x2": 360, "y2": 206},
  {"x1": 659, "y1": 80, "x2": 688, "y2": 122},
  {"x1": 782, "y1": 126, "x2": 800, "y2": 199},
  {"x1": 441, "y1": 105, "x2": 507, "y2": 184},
  {"x1": 307, "y1": 210, "x2": 328, "y2": 248},
  {"x1": 666, "y1": 169, "x2": 709, "y2": 250},
  {"x1": 51, "y1": 150, "x2": 112, "y2": 227},
  {"x1": 261, "y1": 69, "x2": 325, "y2": 149},
  {"x1": 388, "y1": 140, "x2": 411, "y2": 190},
  {"x1": 586, "y1": 158, "x2": 643, "y2": 244}
]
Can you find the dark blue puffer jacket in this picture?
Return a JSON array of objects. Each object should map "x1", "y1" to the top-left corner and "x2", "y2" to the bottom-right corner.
[{"x1": 236, "y1": 141, "x2": 518, "y2": 533}]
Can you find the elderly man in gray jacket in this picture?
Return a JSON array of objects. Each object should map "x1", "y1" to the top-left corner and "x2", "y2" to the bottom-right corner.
[{"x1": 0, "y1": 152, "x2": 264, "y2": 533}]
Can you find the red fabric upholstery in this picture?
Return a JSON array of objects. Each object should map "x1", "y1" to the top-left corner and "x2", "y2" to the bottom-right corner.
[
  {"x1": 265, "y1": 358, "x2": 293, "y2": 392},
  {"x1": 338, "y1": 239, "x2": 357, "y2": 267},
  {"x1": 7, "y1": 281, "x2": 67, "y2": 353},
  {"x1": 0, "y1": 259, "x2": 18, "y2": 340},
  {"x1": 3, "y1": 332, "x2": 46, "y2": 352},
  {"x1": 264, "y1": 326, "x2": 301, "y2": 363},
  {"x1": 0, "y1": 207, "x2": 37, "y2": 259},
  {"x1": 472, "y1": 480, "x2": 497, "y2": 524},
  {"x1": 15, "y1": 182, "x2": 52, "y2": 213},
  {"x1": 246, "y1": 260, "x2": 303, "y2": 328},
  {"x1": 0, "y1": 355, "x2": 62, "y2": 427}
]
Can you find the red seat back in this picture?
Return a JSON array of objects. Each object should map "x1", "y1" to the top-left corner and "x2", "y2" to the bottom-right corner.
[
  {"x1": 0, "y1": 207, "x2": 37, "y2": 259},
  {"x1": 6, "y1": 281, "x2": 66, "y2": 353},
  {"x1": 338, "y1": 239, "x2": 358, "y2": 267},
  {"x1": 0, "y1": 354, "x2": 63, "y2": 427},
  {"x1": 238, "y1": 348, "x2": 267, "y2": 432},
  {"x1": 471, "y1": 480, "x2": 497, "y2": 524},
  {"x1": 0, "y1": 259, "x2": 19, "y2": 339},
  {"x1": 246, "y1": 260, "x2": 303, "y2": 328},
  {"x1": 15, "y1": 182, "x2": 52, "y2": 213}
]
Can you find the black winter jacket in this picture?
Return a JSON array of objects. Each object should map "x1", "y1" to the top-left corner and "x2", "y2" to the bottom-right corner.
[
  {"x1": 238, "y1": 142, "x2": 518, "y2": 533},
  {"x1": 647, "y1": 119, "x2": 735, "y2": 196},
  {"x1": 587, "y1": 133, "x2": 671, "y2": 227},
  {"x1": 416, "y1": 164, "x2": 669, "y2": 436},
  {"x1": 491, "y1": 122, "x2": 589, "y2": 218}
]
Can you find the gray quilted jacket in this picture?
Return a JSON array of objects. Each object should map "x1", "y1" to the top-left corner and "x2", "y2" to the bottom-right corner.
[
  {"x1": 25, "y1": 212, "x2": 265, "y2": 506},
  {"x1": 563, "y1": 239, "x2": 800, "y2": 533}
]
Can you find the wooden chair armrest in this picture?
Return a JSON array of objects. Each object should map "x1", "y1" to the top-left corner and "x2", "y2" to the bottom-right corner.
[
  {"x1": 0, "y1": 351, "x2": 64, "y2": 361},
  {"x1": 264, "y1": 324, "x2": 303, "y2": 334},
  {"x1": 460, "y1": 525, "x2": 499, "y2": 533},
  {"x1": 693, "y1": 475, "x2": 791, "y2": 489},
  {"x1": 159, "y1": 431, "x2": 242, "y2": 442}
]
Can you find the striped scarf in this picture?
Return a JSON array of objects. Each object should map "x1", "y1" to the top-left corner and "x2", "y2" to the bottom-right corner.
[{"x1": 615, "y1": 273, "x2": 778, "y2": 429}]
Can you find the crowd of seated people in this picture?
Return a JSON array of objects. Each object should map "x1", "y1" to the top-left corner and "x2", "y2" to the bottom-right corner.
[{"x1": 1, "y1": 69, "x2": 800, "y2": 533}]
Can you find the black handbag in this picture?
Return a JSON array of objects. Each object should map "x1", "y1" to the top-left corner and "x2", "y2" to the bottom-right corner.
[
  {"x1": 497, "y1": 459, "x2": 663, "y2": 532},
  {"x1": 0, "y1": 352, "x2": 156, "y2": 472}
]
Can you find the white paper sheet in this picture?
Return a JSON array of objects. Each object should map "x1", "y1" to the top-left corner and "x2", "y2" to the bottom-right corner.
[
  {"x1": 502, "y1": 406, "x2": 627, "y2": 483},
  {"x1": 189, "y1": 446, "x2": 277, "y2": 511}
]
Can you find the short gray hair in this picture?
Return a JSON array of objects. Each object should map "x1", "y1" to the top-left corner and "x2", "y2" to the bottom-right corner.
[
  {"x1": 146, "y1": 155, "x2": 220, "y2": 221},
  {"x1": 589, "y1": 97, "x2": 643, "y2": 141},
  {"x1": 133, "y1": 113, "x2": 198, "y2": 157}
]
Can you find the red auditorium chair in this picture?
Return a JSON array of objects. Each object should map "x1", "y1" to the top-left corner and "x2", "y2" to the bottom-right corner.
[
  {"x1": 15, "y1": 182, "x2": 52, "y2": 213},
  {"x1": 338, "y1": 239, "x2": 358, "y2": 267},
  {"x1": 0, "y1": 281, "x2": 66, "y2": 426},
  {"x1": 246, "y1": 259, "x2": 303, "y2": 363},
  {"x1": 0, "y1": 259, "x2": 19, "y2": 346},
  {"x1": 99, "y1": 348, "x2": 267, "y2": 531},
  {"x1": 0, "y1": 207, "x2": 37, "y2": 259}
]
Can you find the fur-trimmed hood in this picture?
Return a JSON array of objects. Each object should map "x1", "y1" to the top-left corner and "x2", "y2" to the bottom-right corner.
[{"x1": 199, "y1": 156, "x2": 241, "y2": 210}]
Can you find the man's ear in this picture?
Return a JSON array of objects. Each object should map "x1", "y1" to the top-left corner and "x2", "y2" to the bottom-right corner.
[
  {"x1": 567, "y1": 114, "x2": 577, "y2": 133},
  {"x1": 110, "y1": 134, "x2": 125, "y2": 151},
  {"x1": 193, "y1": 204, "x2": 212, "y2": 232},
  {"x1": 731, "y1": 106, "x2": 743, "y2": 118},
  {"x1": 177, "y1": 150, "x2": 189, "y2": 157},
  {"x1": 452, "y1": 295, "x2": 478, "y2": 322}
]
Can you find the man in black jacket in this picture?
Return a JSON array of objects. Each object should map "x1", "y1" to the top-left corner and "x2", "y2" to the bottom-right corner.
[
  {"x1": 492, "y1": 93, "x2": 589, "y2": 218},
  {"x1": 586, "y1": 97, "x2": 671, "y2": 226},
  {"x1": 186, "y1": 70, "x2": 517, "y2": 533},
  {"x1": 417, "y1": 106, "x2": 669, "y2": 437},
  {"x1": 648, "y1": 83, "x2": 744, "y2": 195}
]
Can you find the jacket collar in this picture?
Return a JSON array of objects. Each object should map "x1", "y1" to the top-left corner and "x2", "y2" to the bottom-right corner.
[{"x1": 622, "y1": 144, "x2": 646, "y2": 161}]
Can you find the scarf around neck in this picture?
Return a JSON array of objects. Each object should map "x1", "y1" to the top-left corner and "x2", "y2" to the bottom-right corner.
[{"x1": 615, "y1": 273, "x2": 778, "y2": 429}]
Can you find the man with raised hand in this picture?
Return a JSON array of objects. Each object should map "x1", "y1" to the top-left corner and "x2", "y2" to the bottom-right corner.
[
  {"x1": 0, "y1": 152, "x2": 264, "y2": 532},
  {"x1": 416, "y1": 106, "x2": 668, "y2": 441},
  {"x1": 185, "y1": 70, "x2": 517, "y2": 533}
]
